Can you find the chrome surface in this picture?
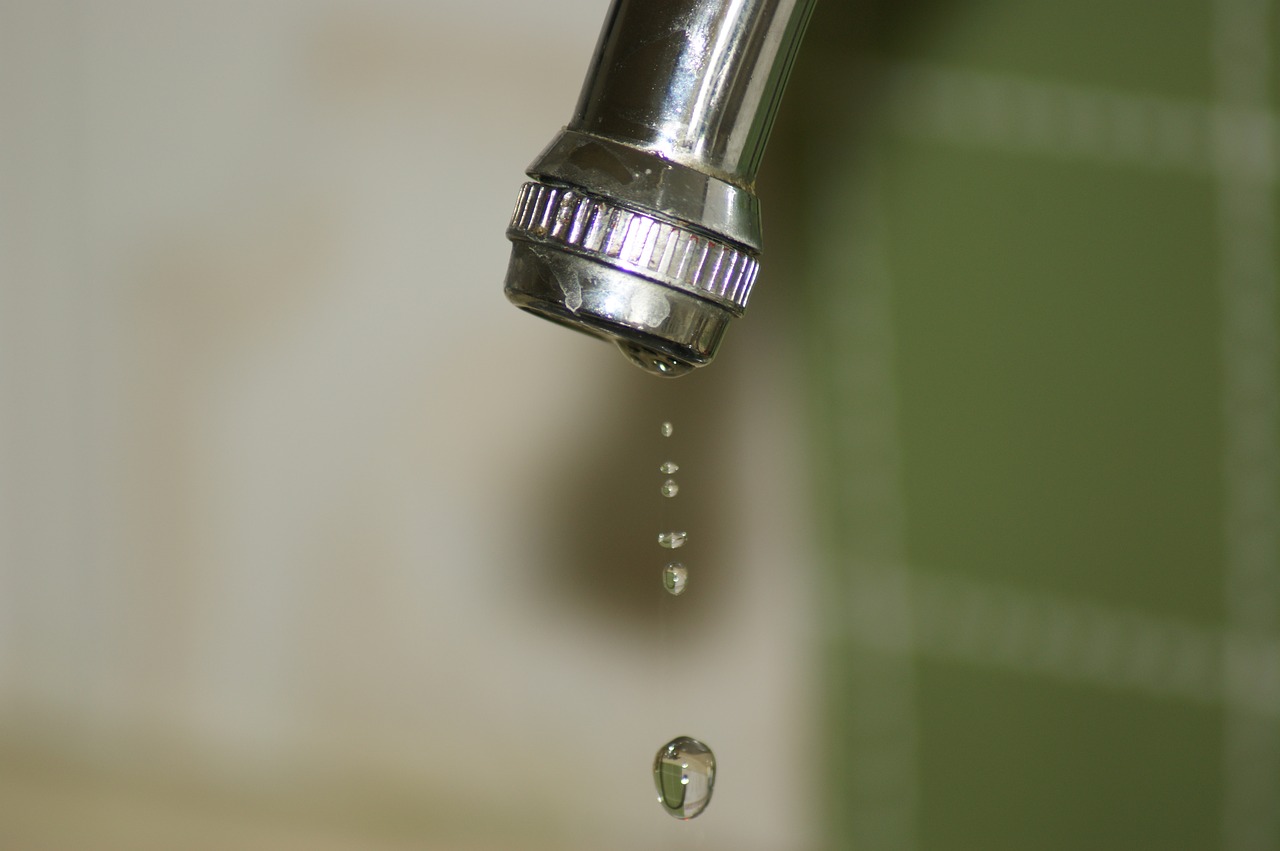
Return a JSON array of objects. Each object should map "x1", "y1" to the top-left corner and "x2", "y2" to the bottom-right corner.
[
  {"x1": 529, "y1": 130, "x2": 762, "y2": 250},
  {"x1": 571, "y1": 0, "x2": 818, "y2": 184},
  {"x1": 508, "y1": 182, "x2": 760, "y2": 313},
  {"x1": 503, "y1": 0, "x2": 817, "y2": 376},
  {"x1": 506, "y1": 241, "x2": 733, "y2": 377}
]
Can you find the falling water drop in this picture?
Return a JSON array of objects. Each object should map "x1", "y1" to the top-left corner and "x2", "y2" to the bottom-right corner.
[
  {"x1": 653, "y1": 736, "x2": 715, "y2": 819},
  {"x1": 659, "y1": 461, "x2": 679, "y2": 474},
  {"x1": 661, "y1": 479, "x2": 680, "y2": 498},
  {"x1": 662, "y1": 563, "x2": 688, "y2": 595},
  {"x1": 660, "y1": 421, "x2": 674, "y2": 438},
  {"x1": 658, "y1": 531, "x2": 687, "y2": 549}
]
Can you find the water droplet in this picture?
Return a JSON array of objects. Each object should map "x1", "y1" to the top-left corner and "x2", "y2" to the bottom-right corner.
[
  {"x1": 660, "y1": 422, "x2": 674, "y2": 438},
  {"x1": 659, "y1": 461, "x2": 679, "y2": 474},
  {"x1": 658, "y1": 531, "x2": 687, "y2": 549},
  {"x1": 617, "y1": 344, "x2": 693, "y2": 378},
  {"x1": 662, "y1": 563, "x2": 688, "y2": 595},
  {"x1": 653, "y1": 736, "x2": 715, "y2": 819},
  {"x1": 661, "y1": 479, "x2": 679, "y2": 498}
]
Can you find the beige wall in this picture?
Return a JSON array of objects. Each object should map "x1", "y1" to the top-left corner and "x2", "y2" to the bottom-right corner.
[{"x1": 0, "y1": 3, "x2": 818, "y2": 848}]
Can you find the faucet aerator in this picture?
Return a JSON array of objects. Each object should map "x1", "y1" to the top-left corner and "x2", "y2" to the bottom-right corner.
[{"x1": 502, "y1": 0, "x2": 817, "y2": 376}]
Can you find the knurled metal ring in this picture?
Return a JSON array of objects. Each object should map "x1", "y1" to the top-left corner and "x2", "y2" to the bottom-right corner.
[{"x1": 506, "y1": 181, "x2": 760, "y2": 315}]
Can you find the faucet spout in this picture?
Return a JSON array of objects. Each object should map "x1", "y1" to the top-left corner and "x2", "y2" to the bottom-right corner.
[{"x1": 503, "y1": 0, "x2": 817, "y2": 376}]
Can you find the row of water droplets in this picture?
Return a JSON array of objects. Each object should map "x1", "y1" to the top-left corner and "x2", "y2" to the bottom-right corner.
[
  {"x1": 652, "y1": 420, "x2": 714, "y2": 821},
  {"x1": 657, "y1": 421, "x2": 687, "y2": 596}
]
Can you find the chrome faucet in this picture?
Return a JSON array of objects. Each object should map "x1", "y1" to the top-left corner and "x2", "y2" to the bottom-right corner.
[{"x1": 503, "y1": 0, "x2": 818, "y2": 376}]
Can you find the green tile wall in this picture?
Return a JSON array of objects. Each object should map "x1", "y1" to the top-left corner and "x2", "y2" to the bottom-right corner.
[{"x1": 771, "y1": 1, "x2": 1280, "y2": 848}]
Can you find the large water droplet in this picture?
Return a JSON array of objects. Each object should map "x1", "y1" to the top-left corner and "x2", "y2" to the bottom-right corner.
[
  {"x1": 653, "y1": 736, "x2": 715, "y2": 820},
  {"x1": 659, "y1": 461, "x2": 679, "y2": 474},
  {"x1": 661, "y1": 479, "x2": 679, "y2": 498},
  {"x1": 617, "y1": 343, "x2": 693, "y2": 378},
  {"x1": 660, "y1": 422, "x2": 674, "y2": 438},
  {"x1": 658, "y1": 531, "x2": 687, "y2": 549},
  {"x1": 663, "y1": 563, "x2": 688, "y2": 595}
]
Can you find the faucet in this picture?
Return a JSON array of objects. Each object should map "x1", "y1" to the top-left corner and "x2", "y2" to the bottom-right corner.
[{"x1": 503, "y1": 0, "x2": 818, "y2": 376}]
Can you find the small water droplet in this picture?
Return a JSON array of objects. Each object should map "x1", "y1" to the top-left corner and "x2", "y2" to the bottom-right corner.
[
  {"x1": 658, "y1": 531, "x2": 687, "y2": 549},
  {"x1": 654, "y1": 736, "x2": 715, "y2": 820},
  {"x1": 660, "y1": 422, "x2": 674, "y2": 438},
  {"x1": 662, "y1": 563, "x2": 688, "y2": 595},
  {"x1": 661, "y1": 479, "x2": 679, "y2": 498},
  {"x1": 659, "y1": 461, "x2": 679, "y2": 474}
]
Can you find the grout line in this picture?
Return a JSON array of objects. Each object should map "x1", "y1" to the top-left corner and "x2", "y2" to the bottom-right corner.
[
  {"x1": 1212, "y1": 0, "x2": 1280, "y2": 848},
  {"x1": 839, "y1": 567, "x2": 1280, "y2": 715},
  {"x1": 910, "y1": 572, "x2": 1280, "y2": 713},
  {"x1": 811, "y1": 145, "x2": 919, "y2": 849},
  {"x1": 887, "y1": 64, "x2": 1277, "y2": 181}
]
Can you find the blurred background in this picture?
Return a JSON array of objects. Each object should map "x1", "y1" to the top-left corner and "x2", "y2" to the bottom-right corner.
[{"x1": 1, "y1": 1, "x2": 1277, "y2": 850}]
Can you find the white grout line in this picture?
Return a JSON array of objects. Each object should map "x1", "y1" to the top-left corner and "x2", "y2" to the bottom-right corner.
[
  {"x1": 1212, "y1": 0, "x2": 1280, "y2": 847},
  {"x1": 887, "y1": 64, "x2": 1277, "y2": 181},
  {"x1": 913, "y1": 572, "x2": 1280, "y2": 713},
  {"x1": 813, "y1": 151, "x2": 919, "y2": 849},
  {"x1": 836, "y1": 566, "x2": 1280, "y2": 715}
]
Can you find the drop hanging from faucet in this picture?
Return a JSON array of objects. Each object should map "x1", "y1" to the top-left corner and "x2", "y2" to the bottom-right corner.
[{"x1": 503, "y1": 0, "x2": 818, "y2": 376}]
